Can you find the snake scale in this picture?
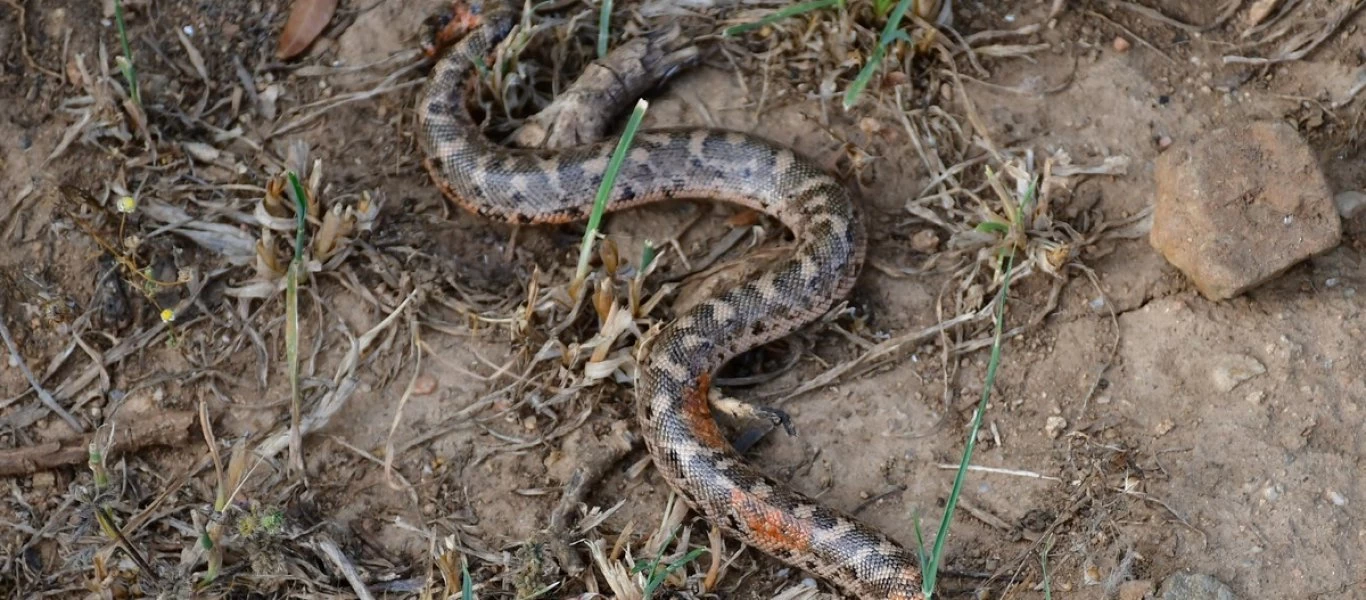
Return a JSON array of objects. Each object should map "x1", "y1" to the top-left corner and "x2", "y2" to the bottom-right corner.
[{"x1": 417, "y1": 2, "x2": 924, "y2": 598}]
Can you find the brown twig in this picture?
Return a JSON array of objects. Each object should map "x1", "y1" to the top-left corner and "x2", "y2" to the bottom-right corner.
[
  {"x1": 0, "y1": 0, "x2": 64, "y2": 80},
  {"x1": 0, "y1": 411, "x2": 195, "y2": 476}
]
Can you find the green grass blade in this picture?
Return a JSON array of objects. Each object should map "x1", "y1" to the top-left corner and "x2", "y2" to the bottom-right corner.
[
  {"x1": 723, "y1": 0, "x2": 841, "y2": 37},
  {"x1": 572, "y1": 98, "x2": 649, "y2": 296},
  {"x1": 912, "y1": 514, "x2": 929, "y2": 570},
  {"x1": 461, "y1": 555, "x2": 475, "y2": 600},
  {"x1": 921, "y1": 176, "x2": 1038, "y2": 598},
  {"x1": 843, "y1": 0, "x2": 916, "y2": 110},
  {"x1": 597, "y1": 0, "x2": 614, "y2": 58},
  {"x1": 639, "y1": 240, "x2": 657, "y2": 273},
  {"x1": 842, "y1": 45, "x2": 886, "y2": 111},
  {"x1": 642, "y1": 547, "x2": 707, "y2": 599},
  {"x1": 112, "y1": 0, "x2": 141, "y2": 106}
]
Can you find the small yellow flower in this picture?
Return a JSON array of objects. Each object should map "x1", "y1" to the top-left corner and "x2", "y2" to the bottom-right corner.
[
  {"x1": 117, "y1": 196, "x2": 137, "y2": 214},
  {"x1": 160, "y1": 309, "x2": 175, "y2": 323}
]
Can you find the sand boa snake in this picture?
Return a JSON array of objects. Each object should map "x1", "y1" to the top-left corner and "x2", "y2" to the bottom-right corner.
[{"x1": 417, "y1": 2, "x2": 924, "y2": 597}]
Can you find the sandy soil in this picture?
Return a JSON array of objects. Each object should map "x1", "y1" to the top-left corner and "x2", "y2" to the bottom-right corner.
[{"x1": 2, "y1": 1, "x2": 1364, "y2": 599}]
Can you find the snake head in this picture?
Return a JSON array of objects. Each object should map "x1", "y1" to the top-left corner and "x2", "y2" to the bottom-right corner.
[{"x1": 420, "y1": 0, "x2": 519, "y2": 58}]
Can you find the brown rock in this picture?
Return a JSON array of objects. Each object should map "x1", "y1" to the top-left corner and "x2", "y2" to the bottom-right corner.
[
  {"x1": 1149, "y1": 121, "x2": 1341, "y2": 300},
  {"x1": 911, "y1": 230, "x2": 940, "y2": 253},
  {"x1": 412, "y1": 373, "x2": 438, "y2": 396},
  {"x1": 1119, "y1": 579, "x2": 1155, "y2": 600},
  {"x1": 1161, "y1": 572, "x2": 1236, "y2": 600}
]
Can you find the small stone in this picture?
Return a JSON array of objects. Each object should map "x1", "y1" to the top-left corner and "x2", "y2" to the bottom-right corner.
[
  {"x1": 911, "y1": 230, "x2": 940, "y2": 253},
  {"x1": 31, "y1": 472, "x2": 56, "y2": 490},
  {"x1": 1326, "y1": 489, "x2": 1347, "y2": 506},
  {"x1": 1158, "y1": 135, "x2": 1173, "y2": 149},
  {"x1": 1335, "y1": 190, "x2": 1366, "y2": 220},
  {"x1": 1161, "y1": 572, "x2": 1237, "y2": 600},
  {"x1": 1113, "y1": 36, "x2": 1131, "y2": 52},
  {"x1": 412, "y1": 374, "x2": 438, "y2": 396},
  {"x1": 1244, "y1": 390, "x2": 1265, "y2": 404},
  {"x1": 1149, "y1": 121, "x2": 1341, "y2": 300},
  {"x1": 1083, "y1": 562, "x2": 1102, "y2": 585},
  {"x1": 1211, "y1": 354, "x2": 1266, "y2": 393},
  {"x1": 1119, "y1": 580, "x2": 1155, "y2": 600},
  {"x1": 1154, "y1": 418, "x2": 1175, "y2": 436},
  {"x1": 1262, "y1": 482, "x2": 1283, "y2": 502},
  {"x1": 1045, "y1": 415, "x2": 1068, "y2": 439}
]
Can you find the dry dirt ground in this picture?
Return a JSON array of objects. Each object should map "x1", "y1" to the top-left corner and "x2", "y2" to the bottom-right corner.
[{"x1": 2, "y1": 0, "x2": 1365, "y2": 599}]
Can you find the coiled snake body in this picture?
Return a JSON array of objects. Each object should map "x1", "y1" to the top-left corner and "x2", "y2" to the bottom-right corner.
[{"x1": 418, "y1": 2, "x2": 924, "y2": 598}]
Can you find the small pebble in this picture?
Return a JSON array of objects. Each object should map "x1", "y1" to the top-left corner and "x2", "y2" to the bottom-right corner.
[
  {"x1": 1262, "y1": 482, "x2": 1282, "y2": 502},
  {"x1": 1083, "y1": 562, "x2": 1102, "y2": 585},
  {"x1": 858, "y1": 117, "x2": 883, "y2": 135},
  {"x1": 1211, "y1": 354, "x2": 1265, "y2": 393},
  {"x1": 911, "y1": 230, "x2": 940, "y2": 253},
  {"x1": 1119, "y1": 580, "x2": 1155, "y2": 600},
  {"x1": 1326, "y1": 489, "x2": 1347, "y2": 506},
  {"x1": 32, "y1": 472, "x2": 56, "y2": 490},
  {"x1": 1045, "y1": 415, "x2": 1067, "y2": 439},
  {"x1": 1154, "y1": 418, "x2": 1175, "y2": 436},
  {"x1": 1161, "y1": 572, "x2": 1237, "y2": 600},
  {"x1": 1113, "y1": 36, "x2": 1131, "y2": 52},
  {"x1": 1335, "y1": 190, "x2": 1366, "y2": 220},
  {"x1": 1158, "y1": 135, "x2": 1174, "y2": 149},
  {"x1": 412, "y1": 374, "x2": 438, "y2": 396}
]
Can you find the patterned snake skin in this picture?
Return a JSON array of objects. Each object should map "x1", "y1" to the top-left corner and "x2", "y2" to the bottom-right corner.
[{"x1": 417, "y1": 2, "x2": 924, "y2": 598}]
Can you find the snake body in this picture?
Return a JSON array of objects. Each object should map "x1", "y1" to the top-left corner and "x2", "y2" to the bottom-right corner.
[{"x1": 418, "y1": 3, "x2": 924, "y2": 598}]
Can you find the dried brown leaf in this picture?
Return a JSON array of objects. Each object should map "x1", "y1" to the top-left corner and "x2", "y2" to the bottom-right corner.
[
  {"x1": 1245, "y1": 0, "x2": 1283, "y2": 30},
  {"x1": 276, "y1": 0, "x2": 338, "y2": 60},
  {"x1": 176, "y1": 28, "x2": 209, "y2": 81}
]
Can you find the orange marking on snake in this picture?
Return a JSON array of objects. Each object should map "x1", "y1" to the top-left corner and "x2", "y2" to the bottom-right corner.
[
  {"x1": 679, "y1": 374, "x2": 728, "y2": 450},
  {"x1": 729, "y1": 487, "x2": 813, "y2": 552}
]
